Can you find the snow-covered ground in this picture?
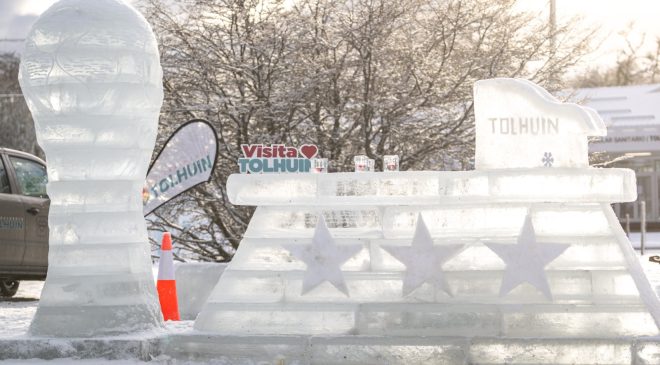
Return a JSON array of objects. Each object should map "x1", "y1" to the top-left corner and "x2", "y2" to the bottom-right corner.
[
  {"x1": 0, "y1": 281, "x2": 41, "y2": 338},
  {"x1": 0, "y1": 360, "x2": 150, "y2": 364}
]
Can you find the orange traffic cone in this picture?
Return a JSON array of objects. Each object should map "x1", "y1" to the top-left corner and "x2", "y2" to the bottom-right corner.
[{"x1": 157, "y1": 232, "x2": 180, "y2": 321}]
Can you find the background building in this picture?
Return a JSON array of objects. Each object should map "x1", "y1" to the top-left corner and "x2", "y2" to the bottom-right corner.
[{"x1": 576, "y1": 84, "x2": 660, "y2": 228}]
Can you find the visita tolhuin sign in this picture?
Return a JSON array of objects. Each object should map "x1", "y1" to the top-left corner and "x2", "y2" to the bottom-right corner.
[{"x1": 239, "y1": 144, "x2": 318, "y2": 173}]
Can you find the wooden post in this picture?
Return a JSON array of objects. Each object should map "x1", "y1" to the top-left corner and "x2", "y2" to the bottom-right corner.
[{"x1": 625, "y1": 213, "x2": 631, "y2": 237}]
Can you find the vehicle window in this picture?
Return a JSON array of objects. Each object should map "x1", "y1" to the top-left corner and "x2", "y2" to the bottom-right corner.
[
  {"x1": 0, "y1": 158, "x2": 9, "y2": 194},
  {"x1": 9, "y1": 156, "x2": 48, "y2": 198}
]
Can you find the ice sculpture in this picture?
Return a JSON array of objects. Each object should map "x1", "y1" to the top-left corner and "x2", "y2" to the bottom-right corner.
[
  {"x1": 19, "y1": 0, "x2": 163, "y2": 336},
  {"x1": 189, "y1": 78, "x2": 660, "y2": 364}
]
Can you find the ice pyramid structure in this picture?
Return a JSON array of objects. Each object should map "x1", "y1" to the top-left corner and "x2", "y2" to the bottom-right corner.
[{"x1": 192, "y1": 78, "x2": 660, "y2": 364}]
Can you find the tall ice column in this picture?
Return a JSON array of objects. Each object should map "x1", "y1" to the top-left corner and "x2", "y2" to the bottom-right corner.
[{"x1": 19, "y1": 0, "x2": 163, "y2": 336}]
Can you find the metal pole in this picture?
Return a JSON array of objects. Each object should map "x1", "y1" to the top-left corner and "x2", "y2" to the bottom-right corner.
[
  {"x1": 625, "y1": 213, "x2": 631, "y2": 237},
  {"x1": 641, "y1": 201, "x2": 647, "y2": 255},
  {"x1": 549, "y1": 0, "x2": 557, "y2": 54}
]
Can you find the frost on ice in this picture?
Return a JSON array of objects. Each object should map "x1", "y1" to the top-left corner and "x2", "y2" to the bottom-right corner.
[
  {"x1": 195, "y1": 77, "x2": 660, "y2": 361},
  {"x1": 19, "y1": 0, "x2": 163, "y2": 336}
]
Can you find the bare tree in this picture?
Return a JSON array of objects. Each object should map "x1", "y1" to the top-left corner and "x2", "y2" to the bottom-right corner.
[
  {"x1": 572, "y1": 27, "x2": 660, "y2": 87},
  {"x1": 0, "y1": 53, "x2": 41, "y2": 157},
  {"x1": 140, "y1": 0, "x2": 594, "y2": 261}
]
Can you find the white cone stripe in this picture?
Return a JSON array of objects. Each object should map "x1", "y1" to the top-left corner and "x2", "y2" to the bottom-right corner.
[{"x1": 158, "y1": 250, "x2": 175, "y2": 280}]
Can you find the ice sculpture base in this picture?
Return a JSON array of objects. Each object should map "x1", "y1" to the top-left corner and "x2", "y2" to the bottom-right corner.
[
  {"x1": 29, "y1": 302, "x2": 163, "y2": 338},
  {"x1": 0, "y1": 330, "x2": 166, "y2": 362},
  {"x1": 3, "y1": 327, "x2": 660, "y2": 364},
  {"x1": 165, "y1": 333, "x2": 660, "y2": 365}
]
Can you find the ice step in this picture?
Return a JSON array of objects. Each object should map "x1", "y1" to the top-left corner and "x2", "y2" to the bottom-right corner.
[
  {"x1": 47, "y1": 242, "x2": 153, "y2": 276},
  {"x1": 357, "y1": 303, "x2": 657, "y2": 337},
  {"x1": 38, "y1": 273, "x2": 157, "y2": 306},
  {"x1": 165, "y1": 334, "x2": 653, "y2": 365},
  {"x1": 208, "y1": 269, "x2": 641, "y2": 305},
  {"x1": 384, "y1": 204, "x2": 612, "y2": 238},
  {"x1": 243, "y1": 204, "x2": 614, "y2": 239},
  {"x1": 48, "y1": 180, "x2": 145, "y2": 213},
  {"x1": 194, "y1": 301, "x2": 657, "y2": 337},
  {"x1": 48, "y1": 210, "x2": 148, "y2": 244},
  {"x1": 229, "y1": 236, "x2": 627, "y2": 271}
]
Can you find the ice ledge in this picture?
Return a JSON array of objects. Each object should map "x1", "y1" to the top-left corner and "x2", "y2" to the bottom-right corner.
[
  {"x1": 227, "y1": 168, "x2": 636, "y2": 206},
  {"x1": 3, "y1": 333, "x2": 660, "y2": 364}
]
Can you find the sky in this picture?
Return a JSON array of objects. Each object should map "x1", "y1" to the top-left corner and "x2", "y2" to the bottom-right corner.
[
  {"x1": 517, "y1": 0, "x2": 660, "y2": 68},
  {"x1": 1, "y1": 0, "x2": 659, "y2": 69}
]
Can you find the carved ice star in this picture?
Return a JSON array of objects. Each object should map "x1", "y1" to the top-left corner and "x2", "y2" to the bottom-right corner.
[
  {"x1": 485, "y1": 214, "x2": 570, "y2": 300},
  {"x1": 283, "y1": 216, "x2": 363, "y2": 296},
  {"x1": 383, "y1": 214, "x2": 464, "y2": 297}
]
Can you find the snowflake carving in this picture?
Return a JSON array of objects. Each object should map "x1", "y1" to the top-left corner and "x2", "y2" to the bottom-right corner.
[{"x1": 542, "y1": 152, "x2": 554, "y2": 167}]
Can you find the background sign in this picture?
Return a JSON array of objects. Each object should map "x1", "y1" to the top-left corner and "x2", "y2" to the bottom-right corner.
[
  {"x1": 238, "y1": 144, "x2": 318, "y2": 173},
  {"x1": 144, "y1": 119, "x2": 219, "y2": 216}
]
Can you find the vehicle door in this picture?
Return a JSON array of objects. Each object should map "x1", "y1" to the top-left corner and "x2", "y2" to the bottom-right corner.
[
  {"x1": 8, "y1": 155, "x2": 49, "y2": 272},
  {"x1": 0, "y1": 153, "x2": 27, "y2": 271}
]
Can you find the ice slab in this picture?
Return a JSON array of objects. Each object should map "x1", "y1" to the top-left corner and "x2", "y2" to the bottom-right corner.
[
  {"x1": 194, "y1": 302, "x2": 358, "y2": 335},
  {"x1": 469, "y1": 338, "x2": 631, "y2": 365},
  {"x1": 165, "y1": 334, "x2": 308, "y2": 364},
  {"x1": 48, "y1": 180, "x2": 145, "y2": 213},
  {"x1": 383, "y1": 204, "x2": 613, "y2": 238},
  {"x1": 308, "y1": 336, "x2": 468, "y2": 365},
  {"x1": 227, "y1": 169, "x2": 636, "y2": 206},
  {"x1": 244, "y1": 206, "x2": 384, "y2": 239}
]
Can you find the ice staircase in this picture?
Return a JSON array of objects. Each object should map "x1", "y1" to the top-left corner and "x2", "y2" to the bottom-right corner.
[{"x1": 179, "y1": 79, "x2": 660, "y2": 364}]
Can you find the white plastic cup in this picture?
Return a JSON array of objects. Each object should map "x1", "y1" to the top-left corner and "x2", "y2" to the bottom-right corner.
[
  {"x1": 384, "y1": 155, "x2": 399, "y2": 171},
  {"x1": 312, "y1": 158, "x2": 328, "y2": 173},
  {"x1": 367, "y1": 158, "x2": 375, "y2": 172},
  {"x1": 354, "y1": 155, "x2": 369, "y2": 172}
]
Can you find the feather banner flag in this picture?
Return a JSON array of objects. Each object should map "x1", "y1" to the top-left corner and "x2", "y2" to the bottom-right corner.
[{"x1": 144, "y1": 119, "x2": 218, "y2": 216}]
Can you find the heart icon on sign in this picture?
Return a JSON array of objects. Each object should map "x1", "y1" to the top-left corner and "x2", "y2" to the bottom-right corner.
[{"x1": 299, "y1": 144, "x2": 318, "y2": 159}]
